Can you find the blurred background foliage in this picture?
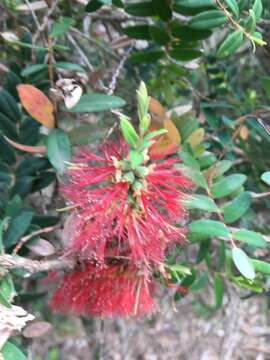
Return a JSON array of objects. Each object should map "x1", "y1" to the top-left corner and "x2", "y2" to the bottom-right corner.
[{"x1": 0, "y1": 0, "x2": 270, "y2": 359}]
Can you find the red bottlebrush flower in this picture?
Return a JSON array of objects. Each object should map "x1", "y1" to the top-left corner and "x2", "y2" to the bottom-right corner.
[
  {"x1": 51, "y1": 263, "x2": 156, "y2": 317},
  {"x1": 61, "y1": 140, "x2": 191, "y2": 271}
]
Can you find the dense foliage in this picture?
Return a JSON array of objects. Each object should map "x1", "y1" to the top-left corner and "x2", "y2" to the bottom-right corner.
[{"x1": 0, "y1": 0, "x2": 270, "y2": 358}]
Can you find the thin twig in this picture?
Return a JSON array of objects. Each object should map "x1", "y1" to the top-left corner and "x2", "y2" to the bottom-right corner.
[
  {"x1": 0, "y1": 254, "x2": 75, "y2": 274},
  {"x1": 23, "y1": 0, "x2": 41, "y2": 31},
  {"x1": 67, "y1": 33, "x2": 108, "y2": 92},
  {"x1": 12, "y1": 226, "x2": 58, "y2": 255},
  {"x1": 33, "y1": 0, "x2": 60, "y2": 43},
  {"x1": 105, "y1": 45, "x2": 134, "y2": 139},
  {"x1": 107, "y1": 45, "x2": 133, "y2": 95}
]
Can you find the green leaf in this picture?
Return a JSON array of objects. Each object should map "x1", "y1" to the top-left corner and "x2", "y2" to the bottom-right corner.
[
  {"x1": 217, "y1": 31, "x2": 244, "y2": 58},
  {"x1": 185, "y1": 194, "x2": 219, "y2": 212},
  {"x1": 150, "y1": 26, "x2": 171, "y2": 46},
  {"x1": 252, "y1": 0, "x2": 262, "y2": 21},
  {"x1": 0, "y1": 88, "x2": 21, "y2": 123},
  {"x1": 0, "y1": 113, "x2": 19, "y2": 140},
  {"x1": 190, "y1": 271, "x2": 208, "y2": 291},
  {"x1": 224, "y1": 0, "x2": 239, "y2": 18},
  {"x1": 169, "y1": 48, "x2": 203, "y2": 61},
  {"x1": 232, "y1": 247, "x2": 255, "y2": 280},
  {"x1": 21, "y1": 64, "x2": 48, "y2": 77},
  {"x1": 261, "y1": 171, "x2": 270, "y2": 186},
  {"x1": 46, "y1": 129, "x2": 71, "y2": 175},
  {"x1": 179, "y1": 151, "x2": 200, "y2": 170},
  {"x1": 54, "y1": 62, "x2": 86, "y2": 73},
  {"x1": 0, "y1": 275, "x2": 15, "y2": 303},
  {"x1": 50, "y1": 17, "x2": 75, "y2": 38},
  {"x1": 175, "y1": 0, "x2": 214, "y2": 7},
  {"x1": 205, "y1": 160, "x2": 232, "y2": 179},
  {"x1": 233, "y1": 229, "x2": 267, "y2": 248},
  {"x1": 122, "y1": 25, "x2": 151, "y2": 40},
  {"x1": 0, "y1": 136, "x2": 16, "y2": 165},
  {"x1": 189, "y1": 10, "x2": 226, "y2": 29},
  {"x1": 125, "y1": 1, "x2": 156, "y2": 16},
  {"x1": 211, "y1": 174, "x2": 247, "y2": 199},
  {"x1": 130, "y1": 50, "x2": 165, "y2": 64},
  {"x1": 189, "y1": 220, "x2": 229, "y2": 238},
  {"x1": 251, "y1": 259, "x2": 270, "y2": 275},
  {"x1": 223, "y1": 191, "x2": 252, "y2": 223},
  {"x1": 171, "y1": 23, "x2": 212, "y2": 41},
  {"x1": 143, "y1": 129, "x2": 168, "y2": 141},
  {"x1": 214, "y1": 273, "x2": 224, "y2": 308},
  {"x1": 245, "y1": 9, "x2": 256, "y2": 33},
  {"x1": 2, "y1": 341, "x2": 27, "y2": 360},
  {"x1": 180, "y1": 166, "x2": 208, "y2": 189},
  {"x1": 85, "y1": 0, "x2": 104, "y2": 12},
  {"x1": 120, "y1": 115, "x2": 139, "y2": 148},
  {"x1": 152, "y1": 0, "x2": 172, "y2": 20},
  {"x1": 4, "y1": 209, "x2": 33, "y2": 248},
  {"x1": 67, "y1": 93, "x2": 125, "y2": 113},
  {"x1": 129, "y1": 150, "x2": 144, "y2": 169}
]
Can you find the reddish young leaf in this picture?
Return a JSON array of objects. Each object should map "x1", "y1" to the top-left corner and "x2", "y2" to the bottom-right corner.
[
  {"x1": 4, "y1": 136, "x2": 46, "y2": 154},
  {"x1": 17, "y1": 84, "x2": 55, "y2": 128}
]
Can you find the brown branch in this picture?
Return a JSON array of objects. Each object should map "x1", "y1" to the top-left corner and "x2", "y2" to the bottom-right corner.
[{"x1": 0, "y1": 255, "x2": 75, "y2": 275}]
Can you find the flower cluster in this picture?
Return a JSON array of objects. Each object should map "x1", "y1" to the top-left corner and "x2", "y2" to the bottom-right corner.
[{"x1": 51, "y1": 83, "x2": 191, "y2": 318}]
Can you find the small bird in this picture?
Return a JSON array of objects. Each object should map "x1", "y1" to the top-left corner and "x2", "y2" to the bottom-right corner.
[{"x1": 50, "y1": 78, "x2": 83, "y2": 109}]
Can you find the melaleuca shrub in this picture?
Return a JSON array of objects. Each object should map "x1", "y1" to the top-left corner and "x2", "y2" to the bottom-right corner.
[{"x1": 51, "y1": 83, "x2": 191, "y2": 318}]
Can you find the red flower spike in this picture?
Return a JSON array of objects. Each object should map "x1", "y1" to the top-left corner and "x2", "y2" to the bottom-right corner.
[
  {"x1": 61, "y1": 140, "x2": 191, "y2": 271},
  {"x1": 51, "y1": 264, "x2": 156, "y2": 318}
]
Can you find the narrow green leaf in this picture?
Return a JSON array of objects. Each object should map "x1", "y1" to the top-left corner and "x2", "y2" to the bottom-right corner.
[
  {"x1": 152, "y1": 0, "x2": 172, "y2": 20},
  {"x1": 223, "y1": 191, "x2": 252, "y2": 223},
  {"x1": 214, "y1": 273, "x2": 224, "y2": 308},
  {"x1": 0, "y1": 113, "x2": 19, "y2": 140},
  {"x1": 245, "y1": 9, "x2": 256, "y2": 33},
  {"x1": 171, "y1": 23, "x2": 212, "y2": 41},
  {"x1": 205, "y1": 160, "x2": 232, "y2": 179},
  {"x1": 252, "y1": 0, "x2": 262, "y2": 21},
  {"x1": 190, "y1": 271, "x2": 208, "y2": 291},
  {"x1": 217, "y1": 31, "x2": 244, "y2": 58},
  {"x1": 67, "y1": 94, "x2": 125, "y2": 113},
  {"x1": 54, "y1": 62, "x2": 86, "y2": 73},
  {"x1": 4, "y1": 209, "x2": 33, "y2": 248},
  {"x1": 122, "y1": 25, "x2": 151, "y2": 40},
  {"x1": 185, "y1": 194, "x2": 219, "y2": 212},
  {"x1": 179, "y1": 151, "x2": 200, "y2": 170},
  {"x1": 180, "y1": 166, "x2": 208, "y2": 189},
  {"x1": 189, "y1": 10, "x2": 226, "y2": 29},
  {"x1": 50, "y1": 17, "x2": 75, "y2": 38},
  {"x1": 130, "y1": 50, "x2": 165, "y2": 64},
  {"x1": 150, "y1": 26, "x2": 171, "y2": 46},
  {"x1": 120, "y1": 116, "x2": 139, "y2": 148},
  {"x1": 46, "y1": 129, "x2": 71, "y2": 175},
  {"x1": 175, "y1": 0, "x2": 214, "y2": 7},
  {"x1": 125, "y1": 1, "x2": 156, "y2": 16},
  {"x1": 2, "y1": 341, "x2": 27, "y2": 360},
  {"x1": 170, "y1": 48, "x2": 203, "y2": 61},
  {"x1": 232, "y1": 247, "x2": 255, "y2": 280},
  {"x1": 0, "y1": 88, "x2": 21, "y2": 123},
  {"x1": 143, "y1": 129, "x2": 168, "y2": 141},
  {"x1": 251, "y1": 259, "x2": 270, "y2": 275},
  {"x1": 233, "y1": 229, "x2": 267, "y2": 248},
  {"x1": 189, "y1": 219, "x2": 230, "y2": 238},
  {"x1": 224, "y1": 0, "x2": 239, "y2": 18},
  {"x1": 211, "y1": 174, "x2": 247, "y2": 198},
  {"x1": 21, "y1": 64, "x2": 48, "y2": 77}
]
